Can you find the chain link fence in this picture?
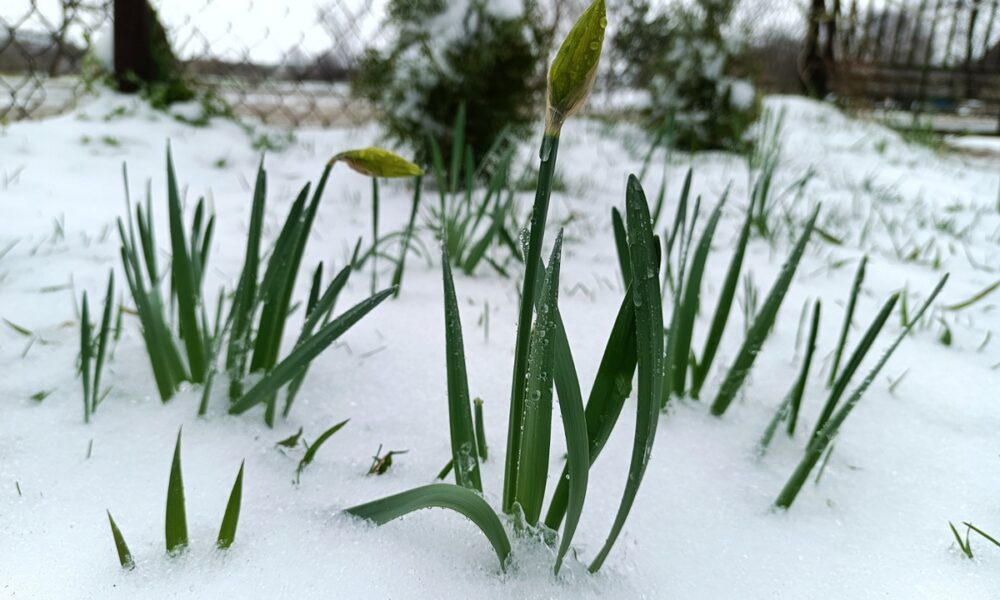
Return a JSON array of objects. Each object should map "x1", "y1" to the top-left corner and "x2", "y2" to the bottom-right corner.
[{"x1": 1, "y1": 1, "x2": 998, "y2": 128}]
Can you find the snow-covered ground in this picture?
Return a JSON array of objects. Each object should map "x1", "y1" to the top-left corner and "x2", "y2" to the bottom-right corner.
[{"x1": 1, "y1": 93, "x2": 998, "y2": 598}]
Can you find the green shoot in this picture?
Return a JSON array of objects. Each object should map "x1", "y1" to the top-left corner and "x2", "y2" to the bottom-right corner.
[
  {"x1": 590, "y1": 174, "x2": 663, "y2": 573},
  {"x1": 473, "y1": 398, "x2": 487, "y2": 460},
  {"x1": 710, "y1": 206, "x2": 820, "y2": 417},
  {"x1": 217, "y1": 461, "x2": 244, "y2": 549},
  {"x1": 344, "y1": 484, "x2": 511, "y2": 571},
  {"x1": 107, "y1": 511, "x2": 135, "y2": 570},
  {"x1": 828, "y1": 256, "x2": 867, "y2": 387},
  {"x1": 513, "y1": 233, "x2": 564, "y2": 526},
  {"x1": 165, "y1": 429, "x2": 188, "y2": 555},
  {"x1": 775, "y1": 274, "x2": 948, "y2": 509},
  {"x1": 441, "y1": 247, "x2": 482, "y2": 491},
  {"x1": 296, "y1": 419, "x2": 349, "y2": 483}
]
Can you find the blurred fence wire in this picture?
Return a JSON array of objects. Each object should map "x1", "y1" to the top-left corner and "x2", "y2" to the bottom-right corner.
[{"x1": 0, "y1": 0, "x2": 998, "y2": 128}]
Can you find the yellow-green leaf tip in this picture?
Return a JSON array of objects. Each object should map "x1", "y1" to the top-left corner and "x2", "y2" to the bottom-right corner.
[
  {"x1": 330, "y1": 147, "x2": 423, "y2": 178},
  {"x1": 546, "y1": 0, "x2": 606, "y2": 133}
]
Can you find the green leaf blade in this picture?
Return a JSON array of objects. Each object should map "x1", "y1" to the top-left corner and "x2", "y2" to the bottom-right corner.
[
  {"x1": 590, "y1": 174, "x2": 664, "y2": 572},
  {"x1": 441, "y1": 249, "x2": 483, "y2": 492},
  {"x1": 217, "y1": 460, "x2": 245, "y2": 549},
  {"x1": 344, "y1": 483, "x2": 511, "y2": 571}
]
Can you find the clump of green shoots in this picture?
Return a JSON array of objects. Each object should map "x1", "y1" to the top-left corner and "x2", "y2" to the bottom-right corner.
[
  {"x1": 78, "y1": 271, "x2": 115, "y2": 423},
  {"x1": 108, "y1": 429, "x2": 245, "y2": 568},
  {"x1": 950, "y1": 521, "x2": 1000, "y2": 559},
  {"x1": 345, "y1": 1, "x2": 664, "y2": 575},
  {"x1": 774, "y1": 274, "x2": 948, "y2": 508},
  {"x1": 427, "y1": 105, "x2": 522, "y2": 278},
  {"x1": 118, "y1": 147, "x2": 401, "y2": 426}
]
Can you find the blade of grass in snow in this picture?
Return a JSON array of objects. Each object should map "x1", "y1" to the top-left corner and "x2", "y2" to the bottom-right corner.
[
  {"x1": 391, "y1": 177, "x2": 422, "y2": 297},
  {"x1": 283, "y1": 265, "x2": 353, "y2": 417},
  {"x1": 217, "y1": 461, "x2": 244, "y2": 549},
  {"x1": 590, "y1": 174, "x2": 664, "y2": 573},
  {"x1": 513, "y1": 233, "x2": 563, "y2": 526},
  {"x1": 710, "y1": 205, "x2": 820, "y2": 417},
  {"x1": 441, "y1": 247, "x2": 482, "y2": 491},
  {"x1": 612, "y1": 206, "x2": 632, "y2": 287},
  {"x1": 788, "y1": 299, "x2": 821, "y2": 436},
  {"x1": 828, "y1": 256, "x2": 867, "y2": 387},
  {"x1": 80, "y1": 292, "x2": 91, "y2": 423},
  {"x1": 474, "y1": 398, "x2": 487, "y2": 460},
  {"x1": 758, "y1": 300, "x2": 821, "y2": 456},
  {"x1": 691, "y1": 193, "x2": 753, "y2": 398},
  {"x1": 225, "y1": 160, "x2": 266, "y2": 400},
  {"x1": 230, "y1": 288, "x2": 394, "y2": 416},
  {"x1": 165, "y1": 147, "x2": 208, "y2": 383},
  {"x1": 165, "y1": 429, "x2": 188, "y2": 554},
  {"x1": 344, "y1": 483, "x2": 511, "y2": 571},
  {"x1": 775, "y1": 274, "x2": 948, "y2": 509},
  {"x1": 370, "y1": 178, "x2": 379, "y2": 294},
  {"x1": 92, "y1": 271, "x2": 115, "y2": 411},
  {"x1": 526, "y1": 234, "x2": 590, "y2": 573},
  {"x1": 107, "y1": 511, "x2": 135, "y2": 570},
  {"x1": 672, "y1": 187, "x2": 729, "y2": 396},
  {"x1": 810, "y1": 293, "x2": 898, "y2": 444},
  {"x1": 943, "y1": 278, "x2": 1000, "y2": 311},
  {"x1": 544, "y1": 288, "x2": 637, "y2": 531},
  {"x1": 296, "y1": 419, "x2": 349, "y2": 482}
]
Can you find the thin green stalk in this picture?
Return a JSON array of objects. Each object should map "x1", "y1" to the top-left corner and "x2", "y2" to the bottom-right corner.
[
  {"x1": 391, "y1": 176, "x2": 422, "y2": 297},
  {"x1": 441, "y1": 247, "x2": 482, "y2": 492},
  {"x1": 710, "y1": 205, "x2": 820, "y2": 417},
  {"x1": 80, "y1": 292, "x2": 91, "y2": 423},
  {"x1": 828, "y1": 256, "x2": 867, "y2": 387},
  {"x1": 788, "y1": 299, "x2": 821, "y2": 435},
  {"x1": 474, "y1": 398, "x2": 487, "y2": 460},
  {"x1": 775, "y1": 274, "x2": 948, "y2": 509},
  {"x1": 513, "y1": 233, "x2": 563, "y2": 526},
  {"x1": 810, "y1": 293, "x2": 898, "y2": 444},
  {"x1": 217, "y1": 460, "x2": 244, "y2": 549},
  {"x1": 371, "y1": 177, "x2": 379, "y2": 294},
  {"x1": 503, "y1": 132, "x2": 559, "y2": 514},
  {"x1": 590, "y1": 174, "x2": 663, "y2": 572},
  {"x1": 165, "y1": 429, "x2": 188, "y2": 554}
]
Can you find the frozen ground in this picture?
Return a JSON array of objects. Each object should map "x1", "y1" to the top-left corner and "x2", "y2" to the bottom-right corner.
[{"x1": 0, "y1": 94, "x2": 998, "y2": 598}]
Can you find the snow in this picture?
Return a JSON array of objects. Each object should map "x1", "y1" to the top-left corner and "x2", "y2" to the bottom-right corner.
[{"x1": 1, "y1": 92, "x2": 999, "y2": 598}]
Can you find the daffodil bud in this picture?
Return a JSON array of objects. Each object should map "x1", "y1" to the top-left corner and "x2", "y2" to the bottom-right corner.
[
  {"x1": 330, "y1": 147, "x2": 423, "y2": 178},
  {"x1": 546, "y1": 0, "x2": 606, "y2": 134}
]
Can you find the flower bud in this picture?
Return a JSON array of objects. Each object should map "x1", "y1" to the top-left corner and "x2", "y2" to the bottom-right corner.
[
  {"x1": 330, "y1": 147, "x2": 423, "y2": 178},
  {"x1": 546, "y1": 0, "x2": 607, "y2": 134}
]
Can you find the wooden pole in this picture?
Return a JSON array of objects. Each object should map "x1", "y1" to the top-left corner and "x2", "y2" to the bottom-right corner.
[{"x1": 113, "y1": 0, "x2": 153, "y2": 92}]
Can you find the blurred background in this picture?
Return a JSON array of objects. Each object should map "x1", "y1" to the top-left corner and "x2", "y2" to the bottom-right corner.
[{"x1": 0, "y1": 0, "x2": 997, "y2": 146}]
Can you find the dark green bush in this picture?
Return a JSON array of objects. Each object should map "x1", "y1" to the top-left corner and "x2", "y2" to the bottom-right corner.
[
  {"x1": 353, "y1": 0, "x2": 544, "y2": 165},
  {"x1": 614, "y1": 0, "x2": 760, "y2": 152}
]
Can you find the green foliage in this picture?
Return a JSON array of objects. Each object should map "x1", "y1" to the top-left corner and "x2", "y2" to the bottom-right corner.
[
  {"x1": 441, "y1": 250, "x2": 483, "y2": 491},
  {"x1": 775, "y1": 275, "x2": 948, "y2": 509},
  {"x1": 615, "y1": 0, "x2": 760, "y2": 152},
  {"x1": 217, "y1": 461, "x2": 244, "y2": 549},
  {"x1": 353, "y1": 0, "x2": 544, "y2": 164},
  {"x1": 165, "y1": 430, "x2": 188, "y2": 555},
  {"x1": 344, "y1": 484, "x2": 512, "y2": 571},
  {"x1": 106, "y1": 511, "x2": 135, "y2": 570}
]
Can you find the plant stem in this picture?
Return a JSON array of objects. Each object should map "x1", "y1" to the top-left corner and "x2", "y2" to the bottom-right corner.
[
  {"x1": 502, "y1": 132, "x2": 560, "y2": 513},
  {"x1": 371, "y1": 177, "x2": 379, "y2": 295}
]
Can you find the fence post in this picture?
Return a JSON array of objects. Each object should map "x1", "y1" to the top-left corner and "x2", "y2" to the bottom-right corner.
[
  {"x1": 113, "y1": 0, "x2": 154, "y2": 92},
  {"x1": 801, "y1": 0, "x2": 829, "y2": 98}
]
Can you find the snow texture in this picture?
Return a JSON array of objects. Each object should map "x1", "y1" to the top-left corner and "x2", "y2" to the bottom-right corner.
[{"x1": 0, "y1": 93, "x2": 998, "y2": 598}]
